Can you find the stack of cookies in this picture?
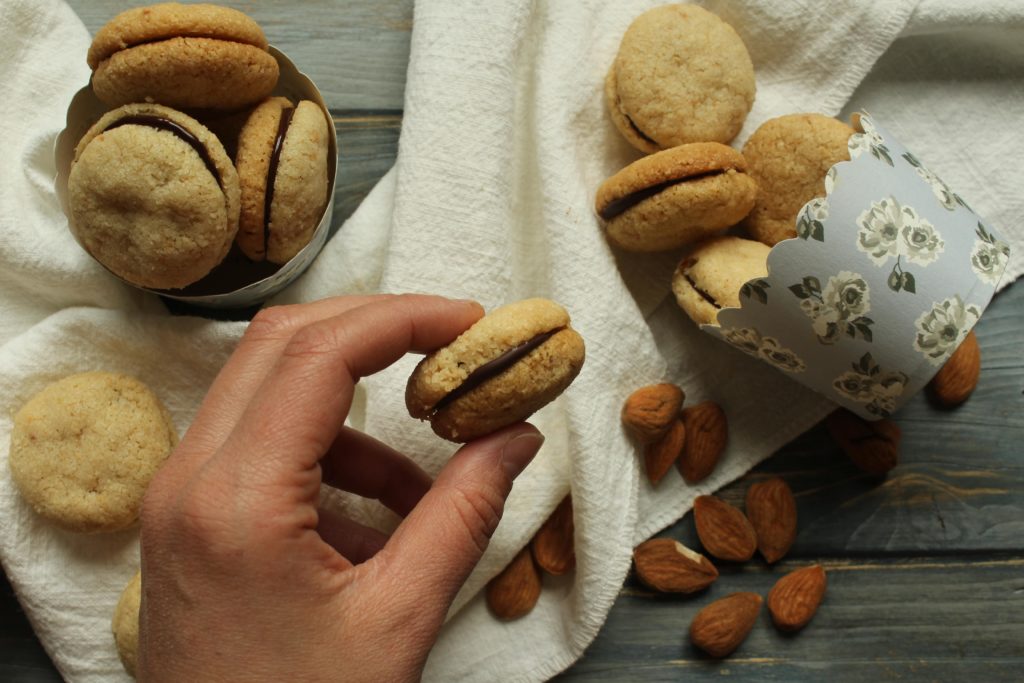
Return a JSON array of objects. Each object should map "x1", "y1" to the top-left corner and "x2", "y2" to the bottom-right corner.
[
  {"x1": 67, "y1": 3, "x2": 332, "y2": 292},
  {"x1": 597, "y1": 4, "x2": 855, "y2": 328}
]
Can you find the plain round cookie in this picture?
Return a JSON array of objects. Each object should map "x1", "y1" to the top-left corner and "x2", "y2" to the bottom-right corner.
[
  {"x1": 112, "y1": 571, "x2": 141, "y2": 677},
  {"x1": 406, "y1": 299, "x2": 586, "y2": 442},
  {"x1": 9, "y1": 372, "x2": 177, "y2": 533},
  {"x1": 742, "y1": 114, "x2": 855, "y2": 246},
  {"x1": 89, "y1": 3, "x2": 278, "y2": 110},
  {"x1": 236, "y1": 98, "x2": 331, "y2": 264},
  {"x1": 596, "y1": 142, "x2": 757, "y2": 252},
  {"x1": 607, "y1": 4, "x2": 755, "y2": 153},
  {"x1": 69, "y1": 103, "x2": 240, "y2": 289},
  {"x1": 672, "y1": 236, "x2": 771, "y2": 325}
]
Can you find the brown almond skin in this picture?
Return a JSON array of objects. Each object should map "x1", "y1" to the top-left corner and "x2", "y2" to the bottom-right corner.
[
  {"x1": 693, "y1": 495, "x2": 757, "y2": 562},
  {"x1": 825, "y1": 409, "x2": 901, "y2": 477},
  {"x1": 633, "y1": 538, "x2": 718, "y2": 594},
  {"x1": 768, "y1": 565, "x2": 827, "y2": 631},
  {"x1": 622, "y1": 383, "x2": 685, "y2": 443},
  {"x1": 677, "y1": 401, "x2": 727, "y2": 483},
  {"x1": 644, "y1": 417, "x2": 685, "y2": 485},
  {"x1": 531, "y1": 495, "x2": 575, "y2": 576},
  {"x1": 486, "y1": 548, "x2": 541, "y2": 620},
  {"x1": 745, "y1": 477, "x2": 797, "y2": 564},
  {"x1": 690, "y1": 592, "x2": 763, "y2": 658},
  {"x1": 928, "y1": 330, "x2": 980, "y2": 407}
]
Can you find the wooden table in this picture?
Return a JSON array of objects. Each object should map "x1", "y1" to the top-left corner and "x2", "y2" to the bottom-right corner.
[{"x1": 4, "y1": 2, "x2": 1022, "y2": 680}]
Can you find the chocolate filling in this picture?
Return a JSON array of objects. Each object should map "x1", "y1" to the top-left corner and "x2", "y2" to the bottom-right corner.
[
  {"x1": 431, "y1": 328, "x2": 563, "y2": 414},
  {"x1": 262, "y1": 106, "x2": 296, "y2": 258},
  {"x1": 681, "y1": 261, "x2": 721, "y2": 310},
  {"x1": 598, "y1": 170, "x2": 726, "y2": 221},
  {"x1": 625, "y1": 113, "x2": 659, "y2": 147},
  {"x1": 104, "y1": 115, "x2": 221, "y2": 188}
]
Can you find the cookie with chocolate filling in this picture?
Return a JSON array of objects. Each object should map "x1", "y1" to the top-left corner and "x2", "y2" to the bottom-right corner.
[
  {"x1": 596, "y1": 142, "x2": 757, "y2": 252},
  {"x1": 742, "y1": 114, "x2": 855, "y2": 246},
  {"x1": 235, "y1": 97, "x2": 331, "y2": 264},
  {"x1": 68, "y1": 103, "x2": 240, "y2": 289},
  {"x1": 406, "y1": 298, "x2": 586, "y2": 442},
  {"x1": 672, "y1": 236, "x2": 770, "y2": 325},
  {"x1": 87, "y1": 2, "x2": 279, "y2": 110},
  {"x1": 606, "y1": 4, "x2": 755, "y2": 153}
]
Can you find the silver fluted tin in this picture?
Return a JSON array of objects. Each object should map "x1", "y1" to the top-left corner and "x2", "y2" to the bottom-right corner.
[{"x1": 54, "y1": 47, "x2": 337, "y2": 309}]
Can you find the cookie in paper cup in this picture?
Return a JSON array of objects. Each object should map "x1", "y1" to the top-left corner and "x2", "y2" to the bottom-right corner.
[
  {"x1": 54, "y1": 47, "x2": 337, "y2": 309},
  {"x1": 693, "y1": 113, "x2": 1010, "y2": 419}
]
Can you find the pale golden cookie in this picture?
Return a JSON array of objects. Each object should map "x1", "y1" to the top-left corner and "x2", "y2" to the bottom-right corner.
[
  {"x1": 69, "y1": 103, "x2": 240, "y2": 290},
  {"x1": 596, "y1": 142, "x2": 757, "y2": 252},
  {"x1": 742, "y1": 113, "x2": 854, "y2": 246},
  {"x1": 672, "y1": 236, "x2": 770, "y2": 325},
  {"x1": 112, "y1": 571, "x2": 141, "y2": 677},
  {"x1": 236, "y1": 97, "x2": 331, "y2": 264},
  {"x1": 89, "y1": 3, "x2": 278, "y2": 110},
  {"x1": 606, "y1": 4, "x2": 755, "y2": 153},
  {"x1": 406, "y1": 299, "x2": 586, "y2": 442},
  {"x1": 9, "y1": 372, "x2": 177, "y2": 533}
]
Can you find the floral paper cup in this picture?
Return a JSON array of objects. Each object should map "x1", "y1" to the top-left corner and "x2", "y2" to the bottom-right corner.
[{"x1": 705, "y1": 113, "x2": 1010, "y2": 419}]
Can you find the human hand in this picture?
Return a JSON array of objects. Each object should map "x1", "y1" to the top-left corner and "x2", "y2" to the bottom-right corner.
[{"x1": 138, "y1": 294, "x2": 545, "y2": 682}]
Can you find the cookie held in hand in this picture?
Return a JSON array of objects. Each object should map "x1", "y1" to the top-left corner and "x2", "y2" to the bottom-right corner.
[
  {"x1": 406, "y1": 298, "x2": 585, "y2": 442},
  {"x1": 596, "y1": 143, "x2": 757, "y2": 252},
  {"x1": 606, "y1": 4, "x2": 755, "y2": 152},
  {"x1": 69, "y1": 103, "x2": 240, "y2": 290},
  {"x1": 87, "y1": 2, "x2": 279, "y2": 109},
  {"x1": 236, "y1": 97, "x2": 331, "y2": 265},
  {"x1": 672, "y1": 236, "x2": 770, "y2": 325}
]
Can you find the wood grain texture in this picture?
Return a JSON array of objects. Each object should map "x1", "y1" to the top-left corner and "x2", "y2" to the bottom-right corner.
[{"x1": 4, "y1": 2, "x2": 1023, "y2": 682}]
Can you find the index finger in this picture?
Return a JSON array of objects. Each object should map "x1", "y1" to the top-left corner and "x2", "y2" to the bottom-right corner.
[{"x1": 216, "y1": 294, "x2": 483, "y2": 486}]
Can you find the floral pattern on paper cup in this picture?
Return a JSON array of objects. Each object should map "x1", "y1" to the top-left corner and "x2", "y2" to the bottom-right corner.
[
  {"x1": 971, "y1": 222, "x2": 1010, "y2": 287},
  {"x1": 704, "y1": 113, "x2": 1009, "y2": 421},
  {"x1": 833, "y1": 353, "x2": 908, "y2": 418},
  {"x1": 791, "y1": 272, "x2": 874, "y2": 345},
  {"x1": 913, "y1": 295, "x2": 981, "y2": 366},
  {"x1": 721, "y1": 327, "x2": 806, "y2": 373}
]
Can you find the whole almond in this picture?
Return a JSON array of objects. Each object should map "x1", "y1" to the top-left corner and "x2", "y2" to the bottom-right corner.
[
  {"x1": 644, "y1": 418, "x2": 685, "y2": 485},
  {"x1": 825, "y1": 409, "x2": 901, "y2": 476},
  {"x1": 677, "y1": 401, "x2": 728, "y2": 483},
  {"x1": 767, "y1": 565, "x2": 827, "y2": 632},
  {"x1": 928, "y1": 330, "x2": 980, "y2": 407},
  {"x1": 531, "y1": 495, "x2": 575, "y2": 575},
  {"x1": 689, "y1": 592, "x2": 762, "y2": 658},
  {"x1": 486, "y1": 547, "x2": 541, "y2": 620},
  {"x1": 622, "y1": 383, "x2": 685, "y2": 443},
  {"x1": 633, "y1": 538, "x2": 718, "y2": 594},
  {"x1": 745, "y1": 477, "x2": 797, "y2": 564},
  {"x1": 693, "y1": 495, "x2": 757, "y2": 562}
]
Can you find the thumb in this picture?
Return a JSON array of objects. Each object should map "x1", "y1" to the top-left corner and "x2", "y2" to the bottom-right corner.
[{"x1": 374, "y1": 423, "x2": 543, "y2": 618}]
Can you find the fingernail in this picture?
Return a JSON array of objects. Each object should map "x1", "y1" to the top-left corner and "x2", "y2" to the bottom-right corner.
[{"x1": 500, "y1": 432, "x2": 544, "y2": 479}]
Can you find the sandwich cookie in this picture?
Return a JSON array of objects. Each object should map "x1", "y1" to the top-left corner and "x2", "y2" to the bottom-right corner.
[
  {"x1": 672, "y1": 236, "x2": 771, "y2": 325},
  {"x1": 606, "y1": 4, "x2": 755, "y2": 153},
  {"x1": 87, "y1": 2, "x2": 279, "y2": 110},
  {"x1": 68, "y1": 103, "x2": 240, "y2": 289},
  {"x1": 235, "y1": 97, "x2": 331, "y2": 264},
  {"x1": 8, "y1": 372, "x2": 178, "y2": 533},
  {"x1": 742, "y1": 113, "x2": 855, "y2": 246},
  {"x1": 406, "y1": 298, "x2": 586, "y2": 442},
  {"x1": 596, "y1": 142, "x2": 757, "y2": 252}
]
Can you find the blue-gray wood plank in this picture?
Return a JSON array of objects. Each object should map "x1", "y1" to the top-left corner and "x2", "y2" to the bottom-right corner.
[{"x1": 5, "y1": 1, "x2": 1021, "y2": 680}]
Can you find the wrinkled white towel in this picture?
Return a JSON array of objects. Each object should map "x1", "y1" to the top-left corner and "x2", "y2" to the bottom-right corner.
[{"x1": 1, "y1": 0, "x2": 1022, "y2": 681}]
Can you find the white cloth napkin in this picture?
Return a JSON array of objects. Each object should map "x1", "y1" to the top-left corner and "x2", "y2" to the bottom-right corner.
[{"x1": 1, "y1": 0, "x2": 1022, "y2": 681}]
